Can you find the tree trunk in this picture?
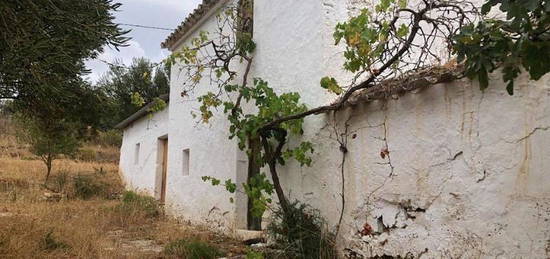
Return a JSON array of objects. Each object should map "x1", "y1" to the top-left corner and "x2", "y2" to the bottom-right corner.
[
  {"x1": 44, "y1": 154, "x2": 52, "y2": 184},
  {"x1": 260, "y1": 133, "x2": 290, "y2": 215},
  {"x1": 247, "y1": 135, "x2": 262, "y2": 230}
]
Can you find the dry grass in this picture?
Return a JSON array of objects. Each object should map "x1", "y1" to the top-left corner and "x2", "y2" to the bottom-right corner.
[
  {"x1": 0, "y1": 137, "x2": 246, "y2": 258},
  {"x1": 0, "y1": 134, "x2": 33, "y2": 159}
]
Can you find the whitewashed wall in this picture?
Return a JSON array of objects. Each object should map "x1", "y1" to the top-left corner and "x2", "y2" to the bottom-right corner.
[
  {"x1": 251, "y1": 1, "x2": 550, "y2": 258},
  {"x1": 164, "y1": 1, "x2": 243, "y2": 231},
  {"x1": 119, "y1": 0, "x2": 550, "y2": 257},
  {"x1": 119, "y1": 108, "x2": 169, "y2": 198},
  {"x1": 280, "y1": 74, "x2": 550, "y2": 258}
]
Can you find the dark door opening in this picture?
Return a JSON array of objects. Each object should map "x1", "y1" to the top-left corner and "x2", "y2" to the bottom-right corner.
[{"x1": 157, "y1": 138, "x2": 168, "y2": 204}]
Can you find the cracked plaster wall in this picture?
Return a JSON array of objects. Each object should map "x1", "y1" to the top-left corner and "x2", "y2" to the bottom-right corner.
[
  {"x1": 120, "y1": 0, "x2": 550, "y2": 257},
  {"x1": 254, "y1": 1, "x2": 550, "y2": 257},
  {"x1": 279, "y1": 73, "x2": 550, "y2": 258}
]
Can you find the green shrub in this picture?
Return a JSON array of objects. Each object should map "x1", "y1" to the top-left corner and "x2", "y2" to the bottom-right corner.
[
  {"x1": 246, "y1": 249, "x2": 265, "y2": 259},
  {"x1": 73, "y1": 175, "x2": 106, "y2": 199},
  {"x1": 116, "y1": 191, "x2": 160, "y2": 218},
  {"x1": 164, "y1": 239, "x2": 224, "y2": 259},
  {"x1": 267, "y1": 201, "x2": 337, "y2": 259},
  {"x1": 40, "y1": 230, "x2": 70, "y2": 251}
]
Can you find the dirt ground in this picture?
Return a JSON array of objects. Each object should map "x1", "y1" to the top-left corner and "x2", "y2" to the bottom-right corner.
[{"x1": 0, "y1": 134, "x2": 247, "y2": 258}]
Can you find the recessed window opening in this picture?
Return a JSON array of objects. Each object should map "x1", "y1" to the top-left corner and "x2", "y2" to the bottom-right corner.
[
  {"x1": 134, "y1": 143, "x2": 140, "y2": 164},
  {"x1": 182, "y1": 148, "x2": 190, "y2": 176}
]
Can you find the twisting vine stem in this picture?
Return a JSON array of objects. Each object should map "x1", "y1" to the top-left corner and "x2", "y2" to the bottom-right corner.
[{"x1": 333, "y1": 114, "x2": 352, "y2": 237}]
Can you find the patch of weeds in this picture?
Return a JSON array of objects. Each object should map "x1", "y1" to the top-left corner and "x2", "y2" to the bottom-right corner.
[
  {"x1": 94, "y1": 166, "x2": 107, "y2": 175},
  {"x1": 76, "y1": 148, "x2": 97, "y2": 162},
  {"x1": 246, "y1": 249, "x2": 265, "y2": 259},
  {"x1": 73, "y1": 175, "x2": 107, "y2": 199},
  {"x1": 267, "y1": 200, "x2": 337, "y2": 259},
  {"x1": 9, "y1": 190, "x2": 17, "y2": 202},
  {"x1": 96, "y1": 130, "x2": 122, "y2": 147},
  {"x1": 164, "y1": 239, "x2": 224, "y2": 259},
  {"x1": 115, "y1": 191, "x2": 160, "y2": 218},
  {"x1": 0, "y1": 234, "x2": 6, "y2": 250},
  {"x1": 52, "y1": 171, "x2": 69, "y2": 192},
  {"x1": 0, "y1": 178, "x2": 29, "y2": 192},
  {"x1": 40, "y1": 230, "x2": 70, "y2": 251}
]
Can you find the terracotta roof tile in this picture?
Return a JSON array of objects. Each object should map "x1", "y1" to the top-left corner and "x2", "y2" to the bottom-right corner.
[
  {"x1": 339, "y1": 65, "x2": 464, "y2": 108},
  {"x1": 161, "y1": 0, "x2": 224, "y2": 50}
]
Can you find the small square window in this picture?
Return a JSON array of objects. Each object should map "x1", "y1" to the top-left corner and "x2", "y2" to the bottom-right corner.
[{"x1": 182, "y1": 149, "x2": 190, "y2": 176}]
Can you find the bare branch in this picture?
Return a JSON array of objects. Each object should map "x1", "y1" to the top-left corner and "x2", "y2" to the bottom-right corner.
[{"x1": 260, "y1": 0, "x2": 476, "y2": 131}]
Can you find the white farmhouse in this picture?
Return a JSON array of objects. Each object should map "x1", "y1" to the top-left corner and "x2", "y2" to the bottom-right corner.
[{"x1": 118, "y1": 0, "x2": 550, "y2": 257}]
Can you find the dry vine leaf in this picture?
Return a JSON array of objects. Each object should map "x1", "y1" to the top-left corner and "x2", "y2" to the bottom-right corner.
[
  {"x1": 360, "y1": 222, "x2": 373, "y2": 236},
  {"x1": 380, "y1": 147, "x2": 389, "y2": 159}
]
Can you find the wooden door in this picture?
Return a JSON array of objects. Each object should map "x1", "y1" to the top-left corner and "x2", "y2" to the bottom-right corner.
[{"x1": 160, "y1": 139, "x2": 168, "y2": 204}]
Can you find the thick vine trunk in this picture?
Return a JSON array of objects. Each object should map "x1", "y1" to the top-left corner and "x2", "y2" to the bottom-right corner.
[
  {"x1": 266, "y1": 155, "x2": 289, "y2": 214},
  {"x1": 260, "y1": 132, "x2": 290, "y2": 215},
  {"x1": 247, "y1": 136, "x2": 262, "y2": 230}
]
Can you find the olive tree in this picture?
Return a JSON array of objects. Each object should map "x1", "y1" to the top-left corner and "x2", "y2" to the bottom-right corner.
[{"x1": 16, "y1": 116, "x2": 80, "y2": 183}]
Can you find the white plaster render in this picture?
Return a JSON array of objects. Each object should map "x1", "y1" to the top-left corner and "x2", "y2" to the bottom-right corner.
[
  {"x1": 118, "y1": 0, "x2": 550, "y2": 257},
  {"x1": 164, "y1": 7, "x2": 242, "y2": 231},
  {"x1": 119, "y1": 107, "x2": 169, "y2": 198},
  {"x1": 296, "y1": 73, "x2": 550, "y2": 258}
]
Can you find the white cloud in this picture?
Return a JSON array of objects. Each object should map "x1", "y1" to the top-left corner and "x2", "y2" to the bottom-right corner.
[
  {"x1": 105, "y1": 40, "x2": 146, "y2": 64},
  {"x1": 84, "y1": 0, "x2": 203, "y2": 83},
  {"x1": 133, "y1": 0, "x2": 200, "y2": 12},
  {"x1": 153, "y1": 49, "x2": 170, "y2": 63},
  {"x1": 84, "y1": 40, "x2": 146, "y2": 83}
]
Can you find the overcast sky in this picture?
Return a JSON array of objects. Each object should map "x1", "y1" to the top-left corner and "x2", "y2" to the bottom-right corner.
[{"x1": 84, "y1": 0, "x2": 202, "y2": 83}]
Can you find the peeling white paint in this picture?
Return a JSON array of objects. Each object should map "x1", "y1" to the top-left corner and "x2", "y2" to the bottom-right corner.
[{"x1": 303, "y1": 75, "x2": 550, "y2": 258}]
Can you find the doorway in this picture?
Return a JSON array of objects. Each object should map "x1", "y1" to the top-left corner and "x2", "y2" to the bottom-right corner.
[{"x1": 156, "y1": 137, "x2": 168, "y2": 204}]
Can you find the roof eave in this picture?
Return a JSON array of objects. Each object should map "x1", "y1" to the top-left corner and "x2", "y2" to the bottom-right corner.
[
  {"x1": 161, "y1": 0, "x2": 229, "y2": 51},
  {"x1": 114, "y1": 94, "x2": 170, "y2": 129}
]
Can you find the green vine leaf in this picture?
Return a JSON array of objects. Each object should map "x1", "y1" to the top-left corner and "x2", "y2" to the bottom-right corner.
[
  {"x1": 453, "y1": 0, "x2": 550, "y2": 95},
  {"x1": 320, "y1": 77, "x2": 343, "y2": 95},
  {"x1": 147, "y1": 98, "x2": 167, "y2": 113},
  {"x1": 130, "y1": 92, "x2": 145, "y2": 107},
  {"x1": 398, "y1": 0, "x2": 407, "y2": 8},
  {"x1": 282, "y1": 141, "x2": 314, "y2": 167},
  {"x1": 376, "y1": 0, "x2": 394, "y2": 13},
  {"x1": 225, "y1": 179, "x2": 237, "y2": 193},
  {"x1": 397, "y1": 24, "x2": 409, "y2": 38}
]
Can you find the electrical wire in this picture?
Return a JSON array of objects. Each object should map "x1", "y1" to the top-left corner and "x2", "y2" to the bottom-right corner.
[{"x1": 118, "y1": 23, "x2": 175, "y2": 31}]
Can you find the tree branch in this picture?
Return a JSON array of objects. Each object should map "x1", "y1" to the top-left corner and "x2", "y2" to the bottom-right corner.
[
  {"x1": 230, "y1": 56, "x2": 253, "y2": 117},
  {"x1": 261, "y1": 8, "x2": 426, "y2": 131},
  {"x1": 259, "y1": 2, "x2": 470, "y2": 131}
]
